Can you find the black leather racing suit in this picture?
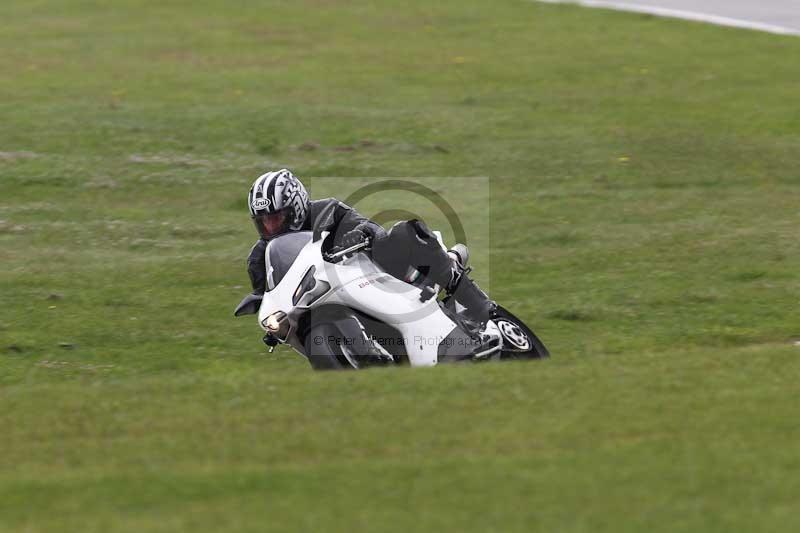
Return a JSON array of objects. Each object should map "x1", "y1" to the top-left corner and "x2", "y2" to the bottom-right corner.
[{"x1": 247, "y1": 198, "x2": 386, "y2": 294}]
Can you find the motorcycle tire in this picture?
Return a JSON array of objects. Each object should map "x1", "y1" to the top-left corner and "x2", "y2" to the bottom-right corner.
[
  {"x1": 492, "y1": 305, "x2": 550, "y2": 360},
  {"x1": 303, "y1": 322, "x2": 358, "y2": 370}
]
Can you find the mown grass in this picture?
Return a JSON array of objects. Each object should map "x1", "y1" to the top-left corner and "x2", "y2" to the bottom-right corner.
[{"x1": 1, "y1": 0, "x2": 799, "y2": 531}]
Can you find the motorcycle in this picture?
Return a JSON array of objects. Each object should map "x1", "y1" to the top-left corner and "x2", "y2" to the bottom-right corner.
[{"x1": 234, "y1": 217, "x2": 549, "y2": 370}]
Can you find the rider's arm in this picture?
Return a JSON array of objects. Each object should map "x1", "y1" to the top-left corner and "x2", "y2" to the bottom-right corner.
[
  {"x1": 308, "y1": 198, "x2": 386, "y2": 245},
  {"x1": 247, "y1": 239, "x2": 267, "y2": 294},
  {"x1": 331, "y1": 201, "x2": 387, "y2": 242}
]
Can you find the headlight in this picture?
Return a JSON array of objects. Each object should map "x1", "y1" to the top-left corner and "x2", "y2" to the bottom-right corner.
[
  {"x1": 264, "y1": 313, "x2": 282, "y2": 332},
  {"x1": 261, "y1": 311, "x2": 289, "y2": 339}
]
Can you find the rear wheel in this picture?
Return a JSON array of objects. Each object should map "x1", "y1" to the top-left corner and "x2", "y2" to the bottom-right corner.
[{"x1": 492, "y1": 306, "x2": 549, "y2": 360}]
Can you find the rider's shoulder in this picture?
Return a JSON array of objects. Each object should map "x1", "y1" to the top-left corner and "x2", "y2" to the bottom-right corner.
[{"x1": 310, "y1": 197, "x2": 352, "y2": 213}]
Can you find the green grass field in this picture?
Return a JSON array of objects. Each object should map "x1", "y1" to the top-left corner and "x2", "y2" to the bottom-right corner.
[{"x1": 2, "y1": 1, "x2": 800, "y2": 531}]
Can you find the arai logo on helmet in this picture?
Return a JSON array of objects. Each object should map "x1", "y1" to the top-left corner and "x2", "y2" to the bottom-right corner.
[{"x1": 252, "y1": 197, "x2": 271, "y2": 211}]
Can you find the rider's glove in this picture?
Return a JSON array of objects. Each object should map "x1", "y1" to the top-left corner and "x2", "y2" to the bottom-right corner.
[
  {"x1": 341, "y1": 228, "x2": 368, "y2": 249},
  {"x1": 355, "y1": 223, "x2": 379, "y2": 240},
  {"x1": 263, "y1": 333, "x2": 279, "y2": 348}
]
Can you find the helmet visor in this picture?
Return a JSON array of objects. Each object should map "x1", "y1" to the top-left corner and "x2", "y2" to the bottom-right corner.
[{"x1": 253, "y1": 208, "x2": 291, "y2": 240}]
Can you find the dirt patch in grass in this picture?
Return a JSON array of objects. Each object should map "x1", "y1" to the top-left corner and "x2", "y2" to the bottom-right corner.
[{"x1": 0, "y1": 151, "x2": 39, "y2": 162}]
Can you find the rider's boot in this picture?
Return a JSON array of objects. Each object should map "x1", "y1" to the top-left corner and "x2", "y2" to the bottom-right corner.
[
  {"x1": 445, "y1": 244, "x2": 497, "y2": 325},
  {"x1": 447, "y1": 243, "x2": 469, "y2": 270}
]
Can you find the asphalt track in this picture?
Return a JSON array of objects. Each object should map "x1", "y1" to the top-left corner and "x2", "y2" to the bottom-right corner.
[{"x1": 539, "y1": 0, "x2": 800, "y2": 35}]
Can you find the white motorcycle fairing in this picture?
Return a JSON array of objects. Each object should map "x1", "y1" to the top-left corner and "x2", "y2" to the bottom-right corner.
[{"x1": 256, "y1": 231, "x2": 463, "y2": 367}]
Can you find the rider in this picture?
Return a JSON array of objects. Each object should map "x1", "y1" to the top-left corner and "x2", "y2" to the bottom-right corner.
[{"x1": 246, "y1": 169, "x2": 496, "y2": 326}]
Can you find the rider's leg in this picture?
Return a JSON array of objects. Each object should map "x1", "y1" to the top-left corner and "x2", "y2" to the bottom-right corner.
[
  {"x1": 446, "y1": 262, "x2": 496, "y2": 325},
  {"x1": 372, "y1": 220, "x2": 496, "y2": 324}
]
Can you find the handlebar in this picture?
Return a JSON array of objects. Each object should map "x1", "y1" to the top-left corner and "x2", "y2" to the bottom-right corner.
[{"x1": 325, "y1": 238, "x2": 371, "y2": 262}]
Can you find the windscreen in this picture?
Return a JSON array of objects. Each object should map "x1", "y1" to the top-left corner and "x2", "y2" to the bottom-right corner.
[{"x1": 265, "y1": 231, "x2": 313, "y2": 291}]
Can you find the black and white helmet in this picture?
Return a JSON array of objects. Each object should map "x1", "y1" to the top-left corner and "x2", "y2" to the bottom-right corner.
[{"x1": 248, "y1": 169, "x2": 310, "y2": 240}]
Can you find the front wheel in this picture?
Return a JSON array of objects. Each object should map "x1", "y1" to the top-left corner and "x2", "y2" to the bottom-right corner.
[
  {"x1": 492, "y1": 305, "x2": 550, "y2": 360},
  {"x1": 303, "y1": 323, "x2": 358, "y2": 370},
  {"x1": 302, "y1": 310, "x2": 395, "y2": 370}
]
